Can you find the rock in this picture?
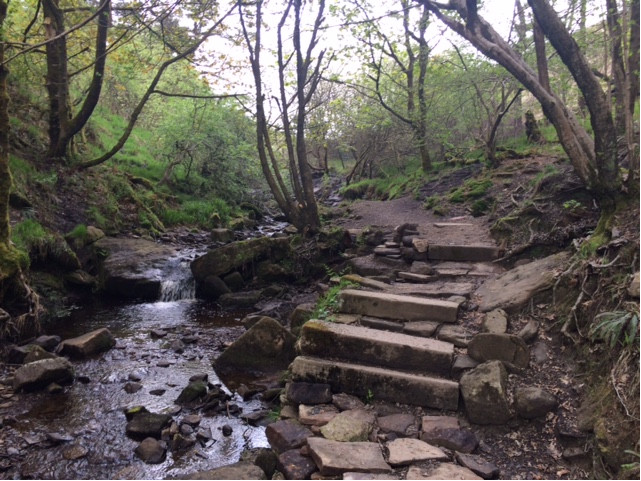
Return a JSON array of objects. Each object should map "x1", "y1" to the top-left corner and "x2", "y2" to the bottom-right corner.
[
  {"x1": 214, "y1": 317, "x2": 296, "y2": 375},
  {"x1": 332, "y1": 393, "x2": 365, "y2": 411},
  {"x1": 13, "y1": 358, "x2": 74, "y2": 392},
  {"x1": 95, "y1": 237, "x2": 175, "y2": 300},
  {"x1": 412, "y1": 238, "x2": 430, "y2": 254},
  {"x1": 403, "y1": 321, "x2": 439, "y2": 338},
  {"x1": 406, "y1": 463, "x2": 482, "y2": 480},
  {"x1": 172, "y1": 433, "x2": 196, "y2": 451},
  {"x1": 467, "y1": 333, "x2": 529, "y2": 369},
  {"x1": 386, "y1": 438, "x2": 448, "y2": 466},
  {"x1": 289, "y1": 303, "x2": 315, "y2": 335},
  {"x1": 176, "y1": 381, "x2": 208, "y2": 404},
  {"x1": 460, "y1": 361, "x2": 512, "y2": 425},
  {"x1": 454, "y1": 452, "x2": 500, "y2": 479},
  {"x1": 451, "y1": 354, "x2": 479, "y2": 379},
  {"x1": 241, "y1": 448, "x2": 278, "y2": 478},
  {"x1": 135, "y1": 437, "x2": 167, "y2": 464},
  {"x1": 199, "y1": 275, "x2": 230, "y2": 300},
  {"x1": 124, "y1": 382, "x2": 143, "y2": 394},
  {"x1": 277, "y1": 449, "x2": 317, "y2": 480},
  {"x1": 85, "y1": 226, "x2": 106, "y2": 244},
  {"x1": 128, "y1": 371, "x2": 144, "y2": 382},
  {"x1": 628, "y1": 272, "x2": 640, "y2": 298},
  {"x1": 482, "y1": 309, "x2": 508, "y2": 333},
  {"x1": 347, "y1": 254, "x2": 406, "y2": 279},
  {"x1": 320, "y1": 409, "x2": 375, "y2": 442},
  {"x1": 517, "y1": 320, "x2": 539, "y2": 343},
  {"x1": 23, "y1": 345, "x2": 60, "y2": 364},
  {"x1": 377, "y1": 413, "x2": 418, "y2": 437},
  {"x1": 420, "y1": 427, "x2": 478, "y2": 454},
  {"x1": 190, "y1": 373, "x2": 208, "y2": 383},
  {"x1": 514, "y1": 387, "x2": 558, "y2": 419},
  {"x1": 221, "y1": 424, "x2": 233, "y2": 437},
  {"x1": 437, "y1": 325, "x2": 472, "y2": 347},
  {"x1": 242, "y1": 315, "x2": 272, "y2": 330},
  {"x1": 150, "y1": 389, "x2": 166, "y2": 396},
  {"x1": 343, "y1": 473, "x2": 398, "y2": 480},
  {"x1": 218, "y1": 290, "x2": 262, "y2": 307},
  {"x1": 476, "y1": 252, "x2": 571, "y2": 312},
  {"x1": 191, "y1": 236, "x2": 291, "y2": 282},
  {"x1": 180, "y1": 424, "x2": 194, "y2": 436},
  {"x1": 47, "y1": 382, "x2": 64, "y2": 394},
  {"x1": 126, "y1": 412, "x2": 172, "y2": 440},
  {"x1": 124, "y1": 406, "x2": 149, "y2": 421},
  {"x1": 287, "y1": 382, "x2": 333, "y2": 405},
  {"x1": 223, "y1": 271, "x2": 245, "y2": 291},
  {"x1": 58, "y1": 328, "x2": 116, "y2": 359},
  {"x1": 170, "y1": 339, "x2": 186, "y2": 353},
  {"x1": 265, "y1": 420, "x2": 312, "y2": 454},
  {"x1": 32, "y1": 335, "x2": 61, "y2": 352},
  {"x1": 46, "y1": 432, "x2": 74, "y2": 444},
  {"x1": 299, "y1": 404, "x2": 339, "y2": 426},
  {"x1": 421, "y1": 415, "x2": 459, "y2": 433},
  {"x1": 62, "y1": 444, "x2": 89, "y2": 460},
  {"x1": 65, "y1": 270, "x2": 97, "y2": 288},
  {"x1": 182, "y1": 461, "x2": 267, "y2": 480},
  {"x1": 182, "y1": 414, "x2": 202, "y2": 427},
  {"x1": 210, "y1": 228, "x2": 235, "y2": 243},
  {"x1": 307, "y1": 437, "x2": 392, "y2": 476},
  {"x1": 150, "y1": 329, "x2": 167, "y2": 338},
  {"x1": 256, "y1": 261, "x2": 292, "y2": 282},
  {"x1": 531, "y1": 341, "x2": 549, "y2": 364}
]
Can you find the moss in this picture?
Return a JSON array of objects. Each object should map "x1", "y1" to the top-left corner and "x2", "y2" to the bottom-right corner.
[{"x1": 0, "y1": 242, "x2": 27, "y2": 281}]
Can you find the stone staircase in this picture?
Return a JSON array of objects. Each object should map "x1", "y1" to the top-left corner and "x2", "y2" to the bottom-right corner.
[{"x1": 290, "y1": 241, "x2": 502, "y2": 412}]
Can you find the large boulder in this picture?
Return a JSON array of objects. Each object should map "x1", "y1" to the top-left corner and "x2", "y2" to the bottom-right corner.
[
  {"x1": 191, "y1": 237, "x2": 291, "y2": 283},
  {"x1": 13, "y1": 358, "x2": 74, "y2": 392},
  {"x1": 460, "y1": 361, "x2": 512, "y2": 425},
  {"x1": 58, "y1": 328, "x2": 116, "y2": 359},
  {"x1": 213, "y1": 317, "x2": 296, "y2": 376},
  {"x1": 125, "y1": 412, "x2": 172, "y2": 440},
  {"x1": 95, "y1": 237, "x2": 177, "y2": 300}
]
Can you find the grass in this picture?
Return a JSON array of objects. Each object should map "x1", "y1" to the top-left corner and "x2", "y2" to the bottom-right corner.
[
  {"x1": 311, "y1": 279, "x2": 356, "y2": 321},
  {"x1": 161, "y1": 198, "x2": 234, "y2": 228}
]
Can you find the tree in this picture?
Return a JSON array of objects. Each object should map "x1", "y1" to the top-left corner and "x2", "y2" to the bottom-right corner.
[
  {"x1": 239, "y1": 0, "x2": 326, "y2": 233},
  {"x1": 346, "y1": 0, "x2": 434, "y2": 171},
  {"x1": 0, "y1": 0, "x2": 41, "y2": 339},
  {"x1": 415, "y1": 0, "x2": 638, "y2": 209},
  {"x1": 41, "y1": 0, "x2": 111, "y2": 162}
]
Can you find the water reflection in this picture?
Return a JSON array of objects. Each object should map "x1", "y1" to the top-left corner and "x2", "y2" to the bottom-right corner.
[{"x1": 8, "y1": 298, "x2": 270, "y2": 480}]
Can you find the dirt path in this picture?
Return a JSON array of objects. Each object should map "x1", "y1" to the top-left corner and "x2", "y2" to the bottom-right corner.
[{"x1": 334, "y1": 196, "x2": 496, "y2": 246}]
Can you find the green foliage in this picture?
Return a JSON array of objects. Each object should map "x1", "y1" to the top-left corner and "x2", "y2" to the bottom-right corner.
[
  {"x1": 10, "y1": 219, "x2": 50, "y2": 268},
  {"x1": 311, "y1": 279, "x2": 356, "y2": 321},
  {"x1": 530, "y1": 164, "x2": 559, "y2": 187},
  {"x1": 589, "y1": 311, "x2": 640, "y2": 349},
  {"x1": 449, "y1": 178, "x2": 492, "y2": 203},
  {"x1": 162, "y1": 198, "x2": 233, "y2": 228},
  {"x1": 365, "y1": 388, "x2": 374, "y2": 404}
]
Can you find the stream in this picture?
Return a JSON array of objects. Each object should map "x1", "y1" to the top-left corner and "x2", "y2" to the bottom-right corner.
[{"x1": 0, "y1": 231, "x2": 293, "y2": 479}]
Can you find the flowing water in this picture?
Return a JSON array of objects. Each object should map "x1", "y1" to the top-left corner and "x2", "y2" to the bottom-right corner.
[{"x1": 1, "y1": 250, "x2": 273, "y2": 479}]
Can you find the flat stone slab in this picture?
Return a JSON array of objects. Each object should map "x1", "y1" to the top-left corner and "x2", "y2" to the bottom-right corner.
[
  {"x1": 433, "y1": 223, "x2": 474, "y2": 228},
  {"x1": 183, "y1": 461, "x2": 267, "y2": 480},
  {"x1": 265, "y1": 419, "x2": 312, "y2": 454},
  {"x1": 360, "y1": 316, "x2": 404, "y2": 332},
  {"x1": 339, "y1": 289, "x2": 459, "y2": 323},
  {"x1": 437, "y1": 325, "x2": 472, "y2": 348},
  {"x1": 342, "y1": 274, "x2": 389, "y2": 291},
  {"x1": 307, "y1": 438, "x2": 392, "y2": 476},
  {"x1": 397, "y1": 272, "x2": 438, "y2": 283},
  {"x1": 291, "y1": 356, "x2": 459, "y2": 410},
  {"x1": 299, "y1": 404, "x2": 339, "y2": 426},
  {"x1": 406, "y1": 463, "x2": 482, "y2": 480},
  {"x1": 476, "y1": 251, "x2": 571, "y2": 312},
  {"x1": 377, "y1": 413, "x2": 418, "y2": 437},
  {"x1": 387, "y1": 282, "x2": 474, "y2": 298},
  {"x1": 298, "y1": 320, "x2": 454, "y2": 375},
  {"x1": 320, "y1": 409, "x2": 375, "y2": 442},
  {"x1": 403, "y1": 321, "x2": 440, "y2": 338},
  {"x1": 386, "y1": 438, "x2": 448, "y2": 466},
  {"x1": 428, "y1": 245, "x2": 500, "y2": 262},
  {"x1": 343, "y1": 473, "x2": 399, "y2": 480}
]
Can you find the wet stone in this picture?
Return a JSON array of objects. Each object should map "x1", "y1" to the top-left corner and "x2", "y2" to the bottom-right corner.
[
  {"x1": 46, "y1": 432, "x2": 74, "y2": 444},
  {"x1": 189, "y1": 373, "x2": 208, "y2": 383},
  {"x1": 62, "y1": 443, "x2": 89, "y2": 460},
  {"x1": 266, "y1": 420, "x2": 312, "y2": 454},
  {"x1": 135, "y1": 437, "x2": 167, "y2": 464},
  {"x1": 157, "y1": 361, "x2": 171, "y2": 368},
  {"x1": 172, "y1": 433, "x2": 196, "y2": 451},
  {"x1": 126, "y1": 412, "x2": 172, "y2": 440},
  {"x1": 149, "y1": 389, "x2": 166, "y2": 396},
  {"x1": 128, "y1": 371, "x2": 143, "y2": 382},
  {"x1": 332, "y1": 393, "x2": 365, "y2": 411},
  {"x1": 386, "y1": 438, "x2": 448, "y2": 466},
  {"x1": 124, "y1": 382, "x2": 143, "y2": 394},
  {"x1": 47, "y1": 383, "x2": 63, "y2": 394},
  {"x1": 287, "y1": 381, "x2": 333, "y2": 405},
  {"x1": 455, "y1": 452, "x2": 500, "y2": 479},
  {"x1": 182, "y1": 414, "x2": 202, "y2": 427},
  {"x1": 180, "y1": 424, "x2": 194, "y2": 436},
  {"x1": 241, "y1": 447, "x2": 278, "y2": 479},
  {"x1": 176, "y1": 381, "x2": 208, "y2": 404},
  {"x1": 183, "y1": 461, "x2": 267, "y2": 480},
  {"x1": 33, "y1": 335, "x2": 61, "y2": 352},
  {"x1": 377, "y1": 413, "x2": 418, "y2": 437},
  {"x1": 150, "y1": 329, "x2": 168, "y2": 338},
  {"x1": 58, "y1": 328, "x2": 116, "y2": 359},
  {"x1": 242, "y1": 410, "x2": 271, "y2": 426},
  {"x1": 277, "y1": 449, "x2": 317, "y2": 480}
]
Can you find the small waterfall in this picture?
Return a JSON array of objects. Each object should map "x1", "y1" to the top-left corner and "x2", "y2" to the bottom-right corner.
[{"x1": 158, "y1": 254, "x2": 196, "y2": 302}]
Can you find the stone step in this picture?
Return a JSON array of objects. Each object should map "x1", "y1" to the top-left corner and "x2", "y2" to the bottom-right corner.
[
  {"x1": 386, "y1": 282, "x2": 474, "y2": 298},
  {"x1": 427, "y1": 244, "x2": 501, "y2": 262},
  {"x1": 298, "y1": 320, "x2": 454, "y2": 376},
  {"x1": 291, "y1": 356, "x2": 459, "y2": 410},
  {"x1": 339, "y1": 289, "x2": 459, "y2": 323}
]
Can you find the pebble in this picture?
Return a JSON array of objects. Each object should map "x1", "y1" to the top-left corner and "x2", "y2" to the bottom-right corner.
[{"x1": 222, "y1": 425, "x2": 233, "y2": 436}]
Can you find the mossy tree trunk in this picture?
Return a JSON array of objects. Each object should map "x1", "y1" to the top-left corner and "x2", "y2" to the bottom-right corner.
[{"x1": 0, "y1": 1, "x2": 41, "y2": 339}]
